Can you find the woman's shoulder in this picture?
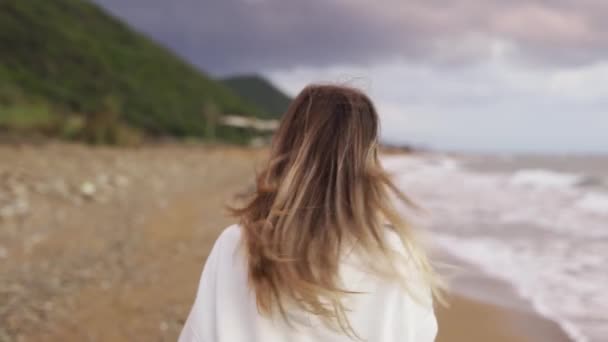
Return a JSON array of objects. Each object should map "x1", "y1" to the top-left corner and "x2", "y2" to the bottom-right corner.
[
  {"x1": 209, "y1": 224, "x2": 244, "y2": 259},
  {"x1": 219, "y1": 223, "x2": 242, "y2": 241}
]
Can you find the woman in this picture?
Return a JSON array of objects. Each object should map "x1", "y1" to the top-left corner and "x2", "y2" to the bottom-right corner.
[{"x1": 179, "y1": 85, "x2": 441, "y2": 342}]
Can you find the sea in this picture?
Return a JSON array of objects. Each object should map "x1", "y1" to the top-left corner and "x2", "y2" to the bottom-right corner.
[{"x1": 383, "y1": 152, "x2": 608, "y2": 342}]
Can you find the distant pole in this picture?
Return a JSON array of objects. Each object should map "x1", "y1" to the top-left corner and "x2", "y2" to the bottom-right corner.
[{"x1": 203, "y1": 101, "x2": 219, "y2": 141}]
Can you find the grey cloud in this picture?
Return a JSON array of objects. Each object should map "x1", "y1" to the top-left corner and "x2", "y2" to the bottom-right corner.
[{"x1": 92, "y1": 0, "x2": 608, "y2": 75}]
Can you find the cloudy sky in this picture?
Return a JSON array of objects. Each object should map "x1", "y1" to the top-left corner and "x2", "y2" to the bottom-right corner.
[{"x1": 93, "y1": 0, "x2": 608, "y2": 154}]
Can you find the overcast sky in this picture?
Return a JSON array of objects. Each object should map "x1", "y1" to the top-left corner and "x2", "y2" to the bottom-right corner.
[{"x1": 93, "y1": 0, "x2": 608, "y2": 154}]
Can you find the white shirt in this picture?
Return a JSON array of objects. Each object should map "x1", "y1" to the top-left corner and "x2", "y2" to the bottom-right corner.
[{"x1": 179, "y1": 225, "x2": 437, "y2": 342}]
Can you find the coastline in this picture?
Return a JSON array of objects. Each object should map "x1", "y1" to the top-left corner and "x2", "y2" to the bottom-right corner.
[
  {"x1": 436, "y1": 293, "x2": 573, "y2": 342},
  {"x1": 0, "y1": 144, "x2": 585, "y2": 341},
  {"x1": 384, "y1": 151, "x2": 604, "y2": 342},
  {"x1": 435, "y1": 250, "x2": 573, "y2": 342}
]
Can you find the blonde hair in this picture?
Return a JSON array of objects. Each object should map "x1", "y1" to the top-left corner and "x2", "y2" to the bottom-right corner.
[{"x1": 231, "y1": 84, "x2": 441, "y2": 339}]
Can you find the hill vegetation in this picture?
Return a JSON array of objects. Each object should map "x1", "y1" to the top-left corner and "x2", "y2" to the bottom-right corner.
[
  {"x1": 222, "y1": 75, "x2": 292, "y2": 118},
  {"x1": 0, "y1": 0, "x2": 271, "y2": 144}
]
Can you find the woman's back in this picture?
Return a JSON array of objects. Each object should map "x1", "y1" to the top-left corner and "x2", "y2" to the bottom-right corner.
[
  {"x1": 179, "y1": 84, "x2": 440, "y2": 341},
  {"x1": 179, "y1": 225, "x2": 437, "y2": 342}
]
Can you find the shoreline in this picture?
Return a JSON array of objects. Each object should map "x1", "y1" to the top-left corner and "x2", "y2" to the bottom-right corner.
[
  {"x1": 436, "y1": 293, "x2": 573, "y2": 342},
  {"x1": 0, "y1": 143, "x2": 585, "y2": 341},
  {"x1": 435, "y1": 249, "x2": 573, "y2": 342}
]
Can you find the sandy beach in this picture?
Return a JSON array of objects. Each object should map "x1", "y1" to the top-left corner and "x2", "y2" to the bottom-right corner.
[{"x1": 0, "y1": 143, "x2": 574, "y2": 341}]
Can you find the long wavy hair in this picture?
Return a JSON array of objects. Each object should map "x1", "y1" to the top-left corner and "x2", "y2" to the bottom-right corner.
[{"x1": 230, "y1": 84, "x2": 441, "y2": 338}]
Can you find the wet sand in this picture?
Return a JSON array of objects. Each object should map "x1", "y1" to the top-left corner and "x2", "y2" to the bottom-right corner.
[
  {"x1": 437, "y1": 293, "x2": 572, "y2": 342},
  {"x1": 434, "y1": 248, "x2": 573, "y2": 342}
]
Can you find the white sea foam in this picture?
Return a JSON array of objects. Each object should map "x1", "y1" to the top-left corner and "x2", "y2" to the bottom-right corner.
[
  {"x1": 510, "y1": 169, "x2": 583, "y2": 189},
  {"x1": 577, "y1": 192, "x2": 608, "y2": 214},
  {"x1": 433, "y1": 234, "x2": 594, "y2": 342},
  {"x1": 382, "y1": 154, "x2": 608, "y2": 342}
]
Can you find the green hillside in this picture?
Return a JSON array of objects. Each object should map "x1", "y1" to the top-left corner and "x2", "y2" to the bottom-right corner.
[
  {"x1": 222, "y1": 75, "x2": 292, "y2": 118},
  {"x1": 0, "y1": 0, "x2": 265, "y2": 143}
]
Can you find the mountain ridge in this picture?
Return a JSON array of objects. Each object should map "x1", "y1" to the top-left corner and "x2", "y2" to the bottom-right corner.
[
  {"x1": 222, "y1": 74, "x2": 292, "y2": 119},
  {"x1": 0, "y1": 0, "x2": 272, "y2": 143}
]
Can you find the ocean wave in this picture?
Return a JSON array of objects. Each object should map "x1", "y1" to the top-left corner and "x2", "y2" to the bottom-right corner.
[
  {"x1": 510, "y1": 169, "x2": 584, "y2": 189},
  {"x1": 577, "y1": 192, "x2": 608, "y2": 214},
  {"x1": 384, "y1": 154, "x2": 608, "y2": 342},
  {"x1": 433, "y1": 234, "x2": 592, "y2": 342}
]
